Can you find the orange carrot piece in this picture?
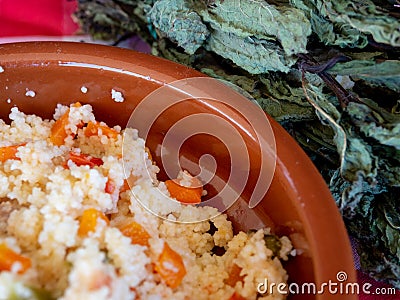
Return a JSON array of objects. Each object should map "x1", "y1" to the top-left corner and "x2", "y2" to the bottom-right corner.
[
  {"x1": 105, "y1": 178, "x2": 116, "y2": 194},
  {"x1": 68, "y1": 152, "x2": 103, "y2": 168},
  {"x1": 0, "y1": 143, "x2": 26, "y2": 163},
  {"x1": 50, "y1": 108, "x2": 70, "y2": 146},
  {"x1": 0, "y1": 243, "x2": 31, "y2": 274},
  {"x1": 154, "y1": 242, "x2": 186, "y2": 288},
  {"x1": 120, "y1": 175, "x2": 140, "y2": 193},
  {"x1": 165, "y1": 180, "x2": 202, "y2": 204},
  {"x1": 121, "y1": 179, "x2": 130, "y2": 192},
  {"x1": 50, "y1": 102, "x2": 82, "y2": 146},
  {"x1": 85, "y1": 121, "x2": 118, "y2": 139},
  {"x1": 225, "y1": 264, "x2": 244, "y2": 287},
  {"x1": 72, "y1": 102, "x2": 82, "y2": 108},
  {"x1": 78, "y1": 208, "x2": 109, "y2": 237},
  {"x1": 229, "y1": 292, "x2": 246, "y2": 300},
  {"x1": 144, "y1": 147, "x2": 153, "y2": 161},
  {"x1": 118, "y1": 221, "x2": 151, "y2": 247}
]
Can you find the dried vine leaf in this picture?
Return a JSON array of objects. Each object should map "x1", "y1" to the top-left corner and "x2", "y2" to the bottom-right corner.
[
  {"x1": 199, "y1": 0, "x2": 310, "y2": 73},
  {"x1": 291, "y1": 0, "x2": 400, "y2": 48},
  {"x1": 199, "y1": 0, "x2": 311, "y2": 56},
  {"x1": 290, "y1": 0, "x2": 367, "y2": 47},
  {"x1": 148, "y1": 0, "x2": 209, "y2": 54},
  {"x1": 258, "y1": 74, "x2": 315, "y2": 121},
  {"x1": 303, "y1": 75, "x2": 400, "y2": 288},
  {"x1": 146, "y1": 0, "x2": 311, "y2": 73},
  {"x1": 354, "y1": 193, "x2": 400, "y2": 288},
  {"x1": 206, "y1": 31, "x2": 296, "y2": 73},
  {"x1": 346, "y1": 102, "x2": 400, "y2": 150},
  {"x1": 328, "y1": 60, "x2": 400, "y2": 93},
  {"x1": 201, "y1": 67, "x2": 315, "y2": 121},
  {"x1": 331, "y1": 173, "x2": 400, "y2": 289},
  {"x1": 301, "y1": 79, "x2": 378, "y2": 182},
  {"x1": 75, "y1": 0, "x2": 139, "y2": 40}
]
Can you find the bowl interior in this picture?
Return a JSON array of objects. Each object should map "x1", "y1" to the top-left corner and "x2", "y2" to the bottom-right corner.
[{"x1": 0, "y1": 42, "x2": 356, "y2": 299}]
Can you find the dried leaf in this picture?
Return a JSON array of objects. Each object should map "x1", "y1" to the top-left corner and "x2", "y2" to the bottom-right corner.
[
  {"x1": 199, "y1": 0, "x2": 311, "y2": 56},
  {"x1": 76, "y1": 0, "x2": 139, "y2": 40},
  {"x1": 346, "y1": 102, "x2": 400, "y2": 150},
  {"x1": 292, "y1": 0, "x2": 400, "y2": 48},
  {"x1": 148, "y1": 0, "x2": 209, "y2": 54},
  {"x1": 328, "y1": 60, "x2": 400, "y2": 93}
]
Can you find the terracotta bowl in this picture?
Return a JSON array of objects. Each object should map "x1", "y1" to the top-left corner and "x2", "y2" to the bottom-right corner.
[{"x1": 0, "y1": 42, "x2": 356, "y2": 299}]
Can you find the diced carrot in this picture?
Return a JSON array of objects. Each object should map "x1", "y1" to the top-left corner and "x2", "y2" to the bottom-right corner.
[
  {"x1": 0, "y1": 143, "x2": 26, "y2": 163},
  {"x1": 85, "y1": 121, "x2": 118, "y2": 139},
  {"x1": 229, "y1": 292, "x2": 246, "y2": 300},
  {"x1": 118, "y1": 221, "x2": 151, "y2": 247},
  {"x1": 121, "y1": 179, "x2": 130, "y2": 192},
  {"x1": 77, "y1": 121, "x2": 85, "y2": 130},
  {"x1": 225, "y1": 264, "x2": 244, "y2": 287},
  {"x1": 154, "y1": 242, "x2": 186, "y2": 289},
  {"x1": 105, "y1": 178, "x2": 116, "y2": 194},
  {"x1": 50, "y1": 102, "x2": 82, "y2": 146},
  {"x1": 0, "y1": 243, "x2": 31, "y2": 274},
  {"x1": 78, "y1": 208, "x2": 109, "y2": 237},
  {"x1": 144, "y1": 147, "x2": 153, "y2": 161},
  {"x1": 50, "y1": 109, "x2": 70, "y2": 146},
  {"x1": 72, "y1": 102, "x2": 82, "y2": 108},
  {"x1": 68, "y1": 152, "x2": 103, "y2": 168},
  {"x1": 106, "y1": 178, "x2": 120, "y2": 204},
  {"x1": 165, "y1": 180, "x2": 202, "y2": 204},
  {"x1": 120, "y1": 175, "x2": 140, "y2": 193}
]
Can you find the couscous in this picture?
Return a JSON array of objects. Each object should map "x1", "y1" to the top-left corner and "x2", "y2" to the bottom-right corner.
[{"x1": 0, "y1": 103, "x2": 292, "y2": 299}]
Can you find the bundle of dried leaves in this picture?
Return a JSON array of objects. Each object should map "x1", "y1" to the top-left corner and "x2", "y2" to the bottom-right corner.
[{"x1": 75, "y1": 0, "x2": 400, "y2": 288}]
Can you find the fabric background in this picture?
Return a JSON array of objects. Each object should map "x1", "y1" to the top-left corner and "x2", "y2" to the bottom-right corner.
[{"x1": 0, "y1": 0, "x2": 78, "y2": 36}]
